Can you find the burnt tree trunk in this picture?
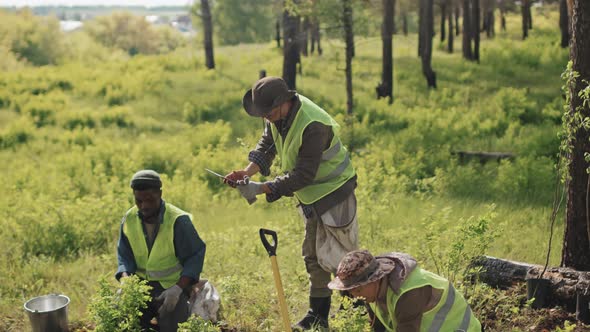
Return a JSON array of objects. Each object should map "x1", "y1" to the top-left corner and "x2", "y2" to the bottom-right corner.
[
  {"x1": 560, "y1": 0, "x2": 570, "y2": 48},
  {"x1": 441, "y1": 0, "x2": 447, "y2": 42},
  {"x1": 562, "y1": 0, "x2": 590, "y2": 271},
  {"x1": 471, "y1": 256, "x2": 590, "y2": 310},
  {"x1": 282, "y1": 8, "x2": 299, "y2": 89},
  {"x1": 343, "y1": 0, "x2": 354, "y2": 116},
  {"x1": 522, "y1": 0, "x2": 529, "y2": 39},
  {"x1": 201, "y1": 0, "x2": 215, "y2": 69},
  {"x1": 472, "y1": 0, "x2": 480, "y2": 62},
  {"x1": 418, "y1": 4, "x2": 424, "y2": 57},
  {"x1": 342, "y1": 0, "x2": 354, "y2": 151},
  {"x1": 448, "y1": 2, "x2": 454, "y2": 53},
  {"x1": 462, "y1": 0, "x2": 473, "y2": 60},
  {"x1": 420, "y1": 0, "x2": 437, "y2": 88},
  {"x1": 276, "y1": 18, "x2": 281, "y2": 48},
  {"x1": 377, "y1": 0, "x2": 394, "y2": 104},
  {"x1": 486, "y1": 10, "x2": 495, "y2": 38}
]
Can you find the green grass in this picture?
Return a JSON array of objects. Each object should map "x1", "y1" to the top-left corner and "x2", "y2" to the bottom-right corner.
[{"x1": 0, "y1": 8, "x2": 575, "y2": 331}]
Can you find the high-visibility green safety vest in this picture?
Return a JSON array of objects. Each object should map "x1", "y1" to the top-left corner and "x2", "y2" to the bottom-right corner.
[
  {"x1": 270, "y1": 95, "x2": 356, "y2": 204},
  {"x1": 371, "y1": 268, "x2": 482, "y2": 332},
  {"x1": 123, "y1": 203, "x2": 189, "y2": 289}
]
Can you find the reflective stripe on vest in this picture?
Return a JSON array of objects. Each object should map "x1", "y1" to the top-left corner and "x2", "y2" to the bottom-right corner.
[
  {"x1": 270, "y1": 95, "x2": 356, "y2": 204},
  {"x1": 123, "y1": 202, "x2": 189, "y2": 289},
  {"x1": 371, "y1": 268, "x2": 481, "y2": 332}
]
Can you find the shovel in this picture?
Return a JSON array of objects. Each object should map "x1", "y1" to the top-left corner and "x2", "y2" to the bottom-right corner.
[{"x1": 259, "y1": 228, "x2": 292, "y2": 332}]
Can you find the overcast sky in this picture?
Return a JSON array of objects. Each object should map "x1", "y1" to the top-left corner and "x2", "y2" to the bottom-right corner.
[{"x1": 1, "y1": 0, "x2": 194, "y2": 6}]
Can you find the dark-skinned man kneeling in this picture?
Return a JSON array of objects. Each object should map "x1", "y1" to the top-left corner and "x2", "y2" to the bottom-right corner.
[
  {"x1": 116, "y1": 170, "x2": 206, "y2": 331},
  {"x1": 328, "y1": 250, "x2": 482, "y2": 332}
]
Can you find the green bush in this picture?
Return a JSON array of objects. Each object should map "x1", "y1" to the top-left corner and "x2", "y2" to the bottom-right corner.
[{"x1": 88, "y1": 275, "x2": 152, "y2": 332}]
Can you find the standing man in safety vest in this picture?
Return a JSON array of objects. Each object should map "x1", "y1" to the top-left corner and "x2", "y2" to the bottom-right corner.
[
  {"x1": 328, "y1": 250, "x2": 482, "y2": 332},
  {"x1": 116, "y1": 170, "x2": 206, "y2": 331},
  {"x1": 225, "y1": 76, "x2": 359, "y2": 330}
]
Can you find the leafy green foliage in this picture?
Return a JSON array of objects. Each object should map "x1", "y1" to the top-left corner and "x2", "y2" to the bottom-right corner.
[
  {"x1": 0, "y1": 9, "x2": 65, "y2": 65},
  {"x1": 84, "y1": 12, "x2": 185, "y2": 55},
  {"x1": 201, "y1": 0, "x2": 275, "y2": 45},
  {"x1": 330, "y1": 297, "x2": 371, "y2": 332},
  {"x1": 88, "y1": 275, "x2": 152, "y2": 332},
  {"x1": 178, "y1": 316, "x2": 221, "y2": 332}
]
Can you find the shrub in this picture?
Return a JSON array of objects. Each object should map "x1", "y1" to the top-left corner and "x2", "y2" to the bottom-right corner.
[
  {"x1": 178, "y1": 316, "x2": 221, "y2": 332},
  {"x1": 0, "y1": 118, "x2": 34, "y2": 149},
  {"x1": 88, "y1": 275, "x2": 152, "y2": 332}
]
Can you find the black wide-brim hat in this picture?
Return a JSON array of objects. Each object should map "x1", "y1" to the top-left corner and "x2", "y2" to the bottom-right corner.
[{"x1": 242, "y1": 76, "x2": 296, "y2": 117}]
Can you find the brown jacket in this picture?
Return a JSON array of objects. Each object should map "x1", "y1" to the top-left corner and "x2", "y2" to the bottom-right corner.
[{"x1": 248, "y1": 95, "x2": 356, "y2": 215}]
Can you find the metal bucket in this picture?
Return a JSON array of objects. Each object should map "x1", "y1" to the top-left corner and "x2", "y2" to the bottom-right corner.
[{"x1": 24, "y1": 294, "x2": 70, "y2": 332}]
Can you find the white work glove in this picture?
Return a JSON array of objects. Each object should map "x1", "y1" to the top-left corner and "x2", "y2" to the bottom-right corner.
[
  {"x1": 236, "y1": 177, "x2": 265, "y2": 205},
  {"x1": 156, "y1": 284, "x2": 183, "y2": 315}
]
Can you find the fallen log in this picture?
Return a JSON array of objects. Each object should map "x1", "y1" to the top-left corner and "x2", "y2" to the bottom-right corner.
[
  {"x1": 471, "y1": 256, "x2": 590, "y2": 311},
  {"x1": 452, "y1": 151, "x2": 515, "y2": 164}
]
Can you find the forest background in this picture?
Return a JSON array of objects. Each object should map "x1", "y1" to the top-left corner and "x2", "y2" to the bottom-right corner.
[{"x1": 0, "y1": 0, "x2": 584, "y2": 331}]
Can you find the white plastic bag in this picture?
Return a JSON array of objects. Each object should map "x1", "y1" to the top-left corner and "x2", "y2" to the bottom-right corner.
[{"x1": 188, "y1": 279, "x2": 221, "y2": 323}]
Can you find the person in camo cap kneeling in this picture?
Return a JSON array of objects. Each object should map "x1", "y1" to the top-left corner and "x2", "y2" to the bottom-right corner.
[{"x1": 328, "y1": 250, "x2": 482, "y2": 332}]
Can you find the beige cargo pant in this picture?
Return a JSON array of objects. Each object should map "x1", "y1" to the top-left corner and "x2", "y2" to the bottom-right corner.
[{"x1": 299, "y1": 192, "x2": 359, "y2": 298}]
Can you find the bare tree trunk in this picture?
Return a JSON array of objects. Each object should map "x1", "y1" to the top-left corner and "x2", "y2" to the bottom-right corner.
[
  {"x1": 499, "y1": 0, "x2": 506, "y2": 31},
  {"x1": 420, "y1": 0, "x2": 437, "y2": 88},
  {"x1": 527, "y1": 1, "x2": 533, "y2": 29},
  {"x1": 276, "y1": 18, "x2": 281, "y2": 48},
  {"x1": 282, "y1": 7, "x2": 298, "y2": 89},
  {"x1": 448, "y1": 1, "x2": 454, "y2": 53},
  {"x1": 342, "y1": 0, "x2": 354, "y2": 150},
  {"x1": 418, "y1": 4, "x2": 424, "y2": 57},
  {"x1": 310, "y1": 18, "x2": 322, "y2": 55},
  {"x1": 462, "y1": 0, "x2": 473, "y2": 60},
  {"x1": 472, "y1": 0, "x2": 480, "y2": 62},
  {"x1": 294, "y1": 16, "x2": 302, "y2": 75},
  {"x1": 377, "y1": 0, "x2": 394, "y2": 104},
  {"x1": 343, "y1": 0, "x2": 354, "y2": 114},
  {"x1": 560, "y1": 0, "x2": 570, "y2": 48},
  {"x1": 441, "y1": 0, "x2": 447, "y2": 42},
  {"x1": 486, "y1": 10, "x2": 495, "y2": 37},
  {"x1": 403, "y1": 12, "x2": 408, "y2": 36},
  {"x1": 301, "y1": 17, "x2": 309, "y2": 57},
  {"x1": 561, "y1": 0, "x2": 590, "y2": 271},
  {"x1": 200, "y1": 0, "x2": 215, "y2": 70},
  {"x1": 522, "y1": 0, "x2": 529, "y2": 39},
  {"x1": 455, "y1": 5, "x2": 460, "y2": 36}
]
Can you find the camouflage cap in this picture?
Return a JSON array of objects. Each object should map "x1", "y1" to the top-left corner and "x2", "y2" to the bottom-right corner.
[{"x1": 328, "y1": 249, "x2": 396, "y2": 291}]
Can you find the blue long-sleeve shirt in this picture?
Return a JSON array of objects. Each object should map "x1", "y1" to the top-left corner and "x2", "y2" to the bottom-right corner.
[{"x1": 116, "y1": 200, "x2": 206, "y2": 283}]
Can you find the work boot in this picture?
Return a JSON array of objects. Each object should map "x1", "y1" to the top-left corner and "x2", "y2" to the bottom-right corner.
[{"x1": 293, "y1": 296, "x2": 331, "y2": 331}]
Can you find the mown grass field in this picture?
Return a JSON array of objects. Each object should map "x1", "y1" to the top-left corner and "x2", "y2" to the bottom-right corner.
[{"x1": 0, "y1": 7, "x2": 579, "y2": 331}]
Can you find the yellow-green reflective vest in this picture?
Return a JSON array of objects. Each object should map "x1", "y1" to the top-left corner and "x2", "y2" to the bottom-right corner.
[
  {"x1": 123, "y1": 203, "x2": 189, "y2": 289},
  {"x1": 270, "y1": 95, "x2": 356, "y2": 204},
  {"x1": 371, "y1": 268, "x2": 482, "y2": 332}
]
